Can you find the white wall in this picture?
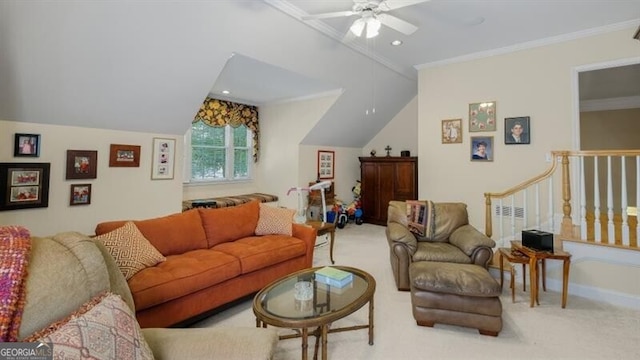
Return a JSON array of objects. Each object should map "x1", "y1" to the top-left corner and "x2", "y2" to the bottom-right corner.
[
  {"x1": 417, "y1": 27, "x2": 640, "y2": 305},
  {"x1": 418, "y1": 27, "x2": 640, "y2": 227},
  {"x1": 363, "y1": 96, "x2": 418, "y2": 157},
  {"x1": 0, "y1": 120, "x2": 182, "y2": 236},
  {"x1": 299, "y1": 145, "x2": 362, "y2": 204}
]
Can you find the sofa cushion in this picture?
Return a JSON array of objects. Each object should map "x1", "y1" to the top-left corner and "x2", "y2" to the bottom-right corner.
[
  {"x1": 128, "y1": 249, "x2": 241, "y2": 311},
  {"x1": 410, "y1": 262, "x2": 501, "y2": 297},
  {"x1": 26, "y1": 292, "x2": 154, "y2": 360},
  {"x1": 199, "y1": 200, "x2": 260, "y2": 247},
  {"x1": 429, "y1": 203, "x2": 470, "y2": 242},
  {"x1": 94, "y1": 222, "x2": 166, "y2": 280},
  {"x1": 413, "y1": 242, "x2": 472, "y2": 264},
  {"x1": 255, "y1": 204, "x2": 295, "y2": 236},
  {"x1": 95, "y1": 209, "x2": 208, "y2": 256},
  {"x1": 213, "y1": 235, "x2": 306, "y2": 274}
]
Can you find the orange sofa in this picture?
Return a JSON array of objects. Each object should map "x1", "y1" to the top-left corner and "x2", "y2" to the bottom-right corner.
[{"x1": 94, "y1": 200, "x2": 316, "y2": 328}]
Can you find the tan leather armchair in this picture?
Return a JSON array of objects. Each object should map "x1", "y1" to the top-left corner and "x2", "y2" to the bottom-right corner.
[{"x1": 386, "y1": 201, "x2": 496, "y2": 290}]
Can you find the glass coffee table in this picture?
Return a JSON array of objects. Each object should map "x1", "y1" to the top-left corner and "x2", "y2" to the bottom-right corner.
[{"x1": 252, "y1": 266, "x2": 376, "y2": 360}]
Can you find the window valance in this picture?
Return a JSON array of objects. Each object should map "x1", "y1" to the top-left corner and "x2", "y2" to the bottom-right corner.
[{"x1": 193, "y1": 98, "x2": 260, "y2": 162}]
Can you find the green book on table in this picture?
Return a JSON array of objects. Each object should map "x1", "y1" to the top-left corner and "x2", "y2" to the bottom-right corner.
[{"x1": 315, "y1": 267, "x2": 353, "y2": 288}]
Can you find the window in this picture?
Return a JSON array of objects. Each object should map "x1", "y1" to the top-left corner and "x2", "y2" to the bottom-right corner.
[{"x1": 187, "y1": 122, "x2": 252, "y2": 182}]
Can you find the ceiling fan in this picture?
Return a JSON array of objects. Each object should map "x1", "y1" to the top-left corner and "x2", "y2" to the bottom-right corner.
[{"x1": 301, "y1": 0, "x2": 430, "y2": 39}]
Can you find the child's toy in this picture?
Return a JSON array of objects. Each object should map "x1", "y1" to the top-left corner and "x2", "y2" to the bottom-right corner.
[{"x1": 335, "y1": 181, "x2": 364, "y2": 229}]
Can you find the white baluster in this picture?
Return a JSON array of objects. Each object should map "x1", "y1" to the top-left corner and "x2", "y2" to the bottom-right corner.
[
  {"x1": 607, "y1": 156, "x2": 615, "y2": 244},
  {"x1": 549, "y1": 176, "x2": 554, "y2": 233},
  {"x1": 637, "y1": 156, "x2": 639, "y2": 247},
  {"x1": 510, "y1": 195, "x2": 516, "y2": 240},
  {"x1": 523, "y1": 188, "x2": 528, "y2": 231},
  {"x1": 498, "y1": 198, "x2": 504, "y2": 247},
  {"x1": 535, "y1": 183, "x2": 541, "y2": 229},
  {"x1": 621, "y1": 156, "x2": 629, "y2": 246},
  {"x1": 580, "y1": 156, "x2": 587, "y2": 239},
  {"x1": 594, "y1": 157, "x2": 602, "y2": 243}
]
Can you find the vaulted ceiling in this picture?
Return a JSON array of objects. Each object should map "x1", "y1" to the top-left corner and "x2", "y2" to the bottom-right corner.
[{"x1": 1, "y1": 1, "x2": 639, "y2": 147}]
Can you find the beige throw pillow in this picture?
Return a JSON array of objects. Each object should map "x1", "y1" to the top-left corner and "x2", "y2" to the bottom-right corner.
[
  {"x1": 255, "y1": 204, "x2": 295, "y2": 236},
  {"x1": 26, "y1": 292, "x2": 154, "y2": 360},
  {"x1": 94, "y1": 221, "x2": 166, "y2": 280}
]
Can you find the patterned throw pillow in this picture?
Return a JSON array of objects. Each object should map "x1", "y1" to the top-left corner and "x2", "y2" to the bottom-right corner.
[
  {"x1": 255, "y1": 204, "x2": 295, "y2": 236},
  {"x1": 26, "y1": 292, "x2": 154, "y2": 360},
  {"x1": 94, "y1": 221, "x2": 166, "y2": 280}
]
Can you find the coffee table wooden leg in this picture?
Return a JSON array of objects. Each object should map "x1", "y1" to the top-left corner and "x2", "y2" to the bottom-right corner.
[
  {"x1": 368, "y1": 297, "x2": 375, "y2": 345},
  {"x1": 302, "y1": 328, "x2": 308, "y2": 360},
  {"x1": 321, "y1": 325, "x2": 328, "y2": 360},
  {"x1": 562, "y1": 258, "x2": 570, "y2": 308},
  {"x1": 529, "y1": 256, "x2": 537, "y2": 307},
  {"x1": 329, "y1": 229, "x2": 336, "y2": 264}
]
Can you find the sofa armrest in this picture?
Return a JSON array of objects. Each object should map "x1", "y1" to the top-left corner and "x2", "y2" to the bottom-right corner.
[
  {"x1": 142, "y1": 327, "x2": 278, "y2": 360},
  {"x1": 449, "y1": 224, "x2": 495, "y2": 267},
  {"x1": 293, "y1": 223, "x2": 317, "y2": 267},
  {"x1": 386, "y1": 222, "x2": 418, "y2": 254},
  {"x1": 385, "y1": 223, "x2": 417, "y2": 291}
]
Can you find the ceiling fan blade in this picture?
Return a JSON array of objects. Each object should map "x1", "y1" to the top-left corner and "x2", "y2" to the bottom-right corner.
[
  {"x1": 302, "y1": 10, "x2": 356, "y2": 20},
  {"x1": 378, "y1": 0, "x2": 430, "y2": 12},
  {"x1": 377, "y1": 13, "x2": 418, "y2": 35}
]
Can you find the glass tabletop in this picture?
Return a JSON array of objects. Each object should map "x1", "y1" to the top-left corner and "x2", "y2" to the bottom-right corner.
[{"x1": 256, "y1": 267, "x2": 371, "y2": 321}]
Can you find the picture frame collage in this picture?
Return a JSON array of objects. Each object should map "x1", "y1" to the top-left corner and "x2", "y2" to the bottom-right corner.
[
  {"x1": 1, "y1": 133, "x2": 177, "y2": 211},
  {"x1": 441, "y1": 101, "x2": 531, "y2": 162}
]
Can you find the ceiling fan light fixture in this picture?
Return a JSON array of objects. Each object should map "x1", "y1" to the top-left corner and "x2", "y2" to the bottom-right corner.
[
  {"x1": 350, "y1": 18, "x2": 366, "y2": 37},
  {"x1": 366, "y1": 17, "x2": 381, "y2": 38}
]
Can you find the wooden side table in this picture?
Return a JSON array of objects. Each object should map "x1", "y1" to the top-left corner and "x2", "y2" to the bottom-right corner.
[
  {"x1": 498, "y1": 248, "x2": 529, "y2": 303},
  {"x1": 306, "y1": 221, "x2": 336, "y2": 264},
  {"x1": 511, "y1": 241, "x2": 572, "y2": 308}
]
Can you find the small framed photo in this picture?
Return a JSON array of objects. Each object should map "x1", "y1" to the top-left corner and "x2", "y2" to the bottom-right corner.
[
  {"x1": 109, "y1": 144, "x2": 141, "y2": 167},
  {"x1": 441, "y1": 119, "x2": 462, "y2": 144},
  {"x1": 14, "y1": 133, "x2": 41, "y2": 157},
  {"x1": 0, "y1": 162, "x2": 50, "y2": 211},
  {"x1": 151, "y1": 138, "x2": 175, "y2": 180},
  {"x1": 470, "y1": 136, "x2": 494, "y2": 162},
  {"x1": 505, "y1": 116, "x2": 530, "y2": 144},
  {"x1": 469, "y1": 101, "x2": 497, "y2": 132},
  {"x1": 66, "y1": 150, "x2": 98, "y2": 180},
  {"x1": 317, "y1": 150, "x2": 335, "y2": 180},
  {"x1": 70, "y1": 183, "x2": 92, "y2": 206}
]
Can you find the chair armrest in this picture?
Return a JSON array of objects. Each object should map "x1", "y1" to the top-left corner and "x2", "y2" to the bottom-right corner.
[
  {"x1": 142, "y1": 327, "x2": 278, "y2": 360},
  {"x1": 449, "y1": 224, "x2": 496, "y2": 256},
  {"x1": 386, "y1": 222, "x2": 418, "y2": 254}
]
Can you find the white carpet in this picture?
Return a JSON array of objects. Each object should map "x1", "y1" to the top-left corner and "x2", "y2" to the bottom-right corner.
[{"x1": 192, "y1": 224, "x2": 640, "y2": 359}]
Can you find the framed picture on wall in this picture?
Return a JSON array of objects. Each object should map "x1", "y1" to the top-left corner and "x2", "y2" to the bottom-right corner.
[
  {"x1": 317, "y1": 150, "x2": 335, "y2": 180},
  {"x1": 151, "y1": 138, "x2": 175, "y2": 180},
  {"x1": 14, "y1": 133, "x2": 41, "y2": 157},
  {"x1": 66, "y1": 150, "x2": 98, "y2": 179},
  {"x1": 109, "y1": 144, "x2": 141, "y2": 167},
  {"x1": 441, "y1": 119, "x2": 462, "y2": 144},
  {"x1": 504, "y1": 116, "x2": 530, "y2": 144},
  {"x1": 470, "y1": 136, "x2": 494, "y2": 161},
  {"x1": 0, "y1": 162, "x2": 50, "y2": 211},
  {"x1": 70, "y1": 183, "x2": 92, "y2": 206},
  {"x1": 469, "y1": 101, "x2": 497, "y2": 132}
]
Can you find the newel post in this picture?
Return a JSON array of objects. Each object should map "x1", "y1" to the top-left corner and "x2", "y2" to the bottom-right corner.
[
  {"x1": 484, "y1": 193, "x2": 493, "y2": 239},
  {"x1": 560, "y1": 153, "x2": 573, "y2": 238}
]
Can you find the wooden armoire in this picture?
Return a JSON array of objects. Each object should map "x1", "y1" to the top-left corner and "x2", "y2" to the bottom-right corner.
[{"x1": 359, "y1": 156, "x2": 418, "y2": 225}]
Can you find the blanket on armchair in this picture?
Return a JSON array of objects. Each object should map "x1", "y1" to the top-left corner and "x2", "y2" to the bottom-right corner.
[
  {"x1": 0, "y1": 226, "x2": 31, "y2": 342},
  {"x1": 406, "y1": 200, "x2": 435, "y2": 239}
]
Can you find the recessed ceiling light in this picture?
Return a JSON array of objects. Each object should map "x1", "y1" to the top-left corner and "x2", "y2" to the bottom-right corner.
[
  {"x1": 222, "y1": 90, "x2": 230, "y2": 95},
  {"x1": 391, "y1": 40, "x2": 403, "y2": 46}
]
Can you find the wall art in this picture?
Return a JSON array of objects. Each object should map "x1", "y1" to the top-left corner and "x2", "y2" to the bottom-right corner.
[
  {"x1": 505, "y1": 116, "x2": 531, "y2": 144},
  {"x1": 70, "y1": 183, "x2": 92, "y2": 206},
  {"x1": 14, "y1": 133, "x2": 40, "y2": 157},
  {"x1": 0, "y1": 162, "x2": 50, "y2": 211},
  {"x1": 66, "y1": 150, "x2": 98, "y2": 179},
  {"x1": 470, "y1": 136, "x2": 494, "y2": 162},
  {"x1": 317, "y1": 150, "x2": 335, "y2": 180},
  {"x1": 109, "y1": 144, "x2": 141, "y2": 167},
  {"x1": 441, "y1": 119, "x2": 462, "y2": 144},
  {"x1": 151, "y1": 138, "x2": 175, "y2": 180},
  {"x1": 469, "y1": 101, "x2": 497, "y2": 132}
]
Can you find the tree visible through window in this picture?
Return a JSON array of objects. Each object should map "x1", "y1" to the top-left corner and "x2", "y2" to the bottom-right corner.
[{"x1": 190, "y1": 122, "x2": 251, "y2": 181}]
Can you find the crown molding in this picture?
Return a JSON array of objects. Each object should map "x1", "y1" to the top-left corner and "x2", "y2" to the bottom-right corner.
[
  {"x1": 416, "y1": 19, "x2": 640, "y2": 70},
  {"x1": 580, "y1": 95, "x2": 640, "y2": 112}
]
